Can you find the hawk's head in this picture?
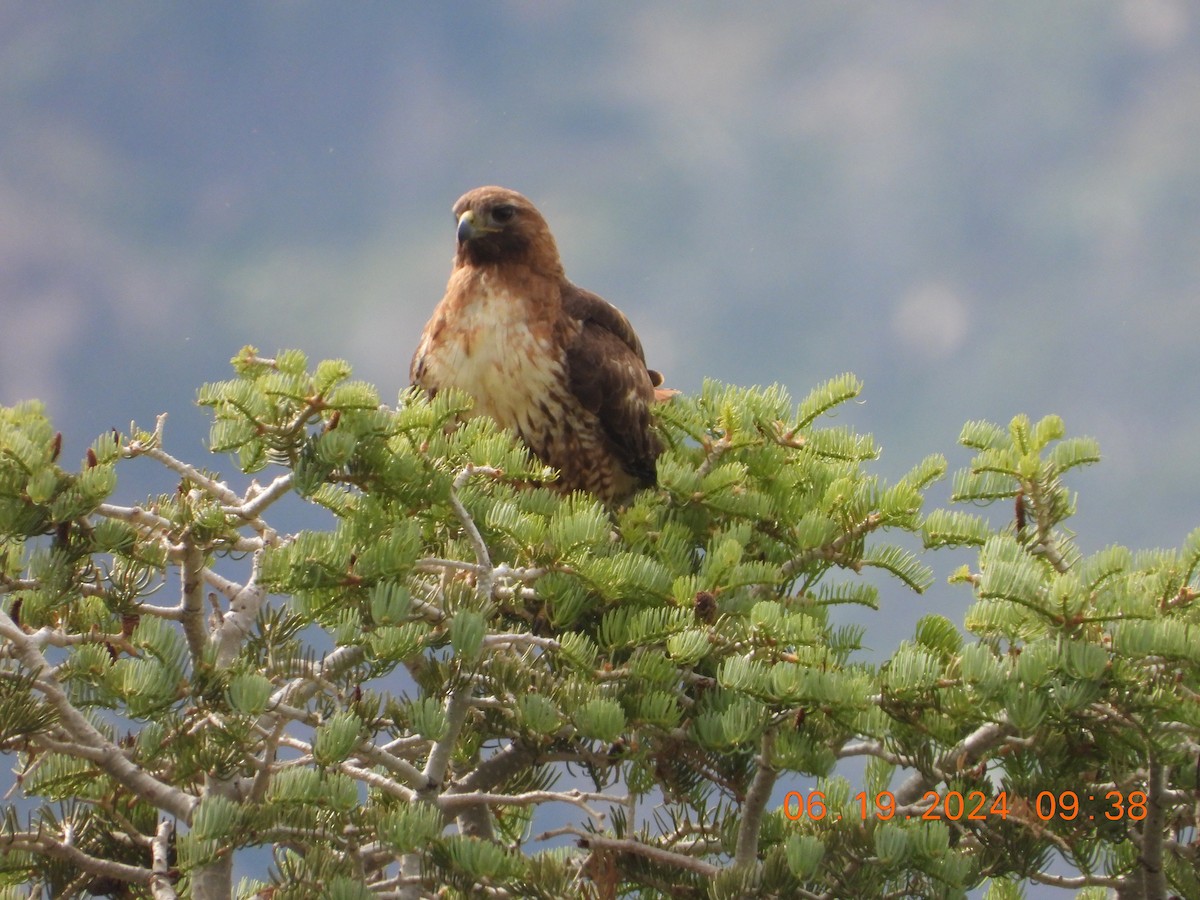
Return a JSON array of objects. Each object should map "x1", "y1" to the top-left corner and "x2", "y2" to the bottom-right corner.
[{"x1": 452, "y1": 186, "x2": 563, "y2": 276}]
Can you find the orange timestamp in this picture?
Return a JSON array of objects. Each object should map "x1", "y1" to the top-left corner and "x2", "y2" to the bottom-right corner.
[{"x1": 781, "y1": 789, "x2": 1149, "y2": 823}]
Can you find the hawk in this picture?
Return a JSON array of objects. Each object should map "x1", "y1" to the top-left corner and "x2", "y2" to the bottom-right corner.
[{"x1": 410, "y1": 186, "x2": 670, "y2": 503}]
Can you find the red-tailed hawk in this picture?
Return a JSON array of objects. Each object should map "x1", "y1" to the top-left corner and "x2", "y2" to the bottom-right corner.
[{"x1": 411, "y1": 186, "x2": 669, "y2": 503}]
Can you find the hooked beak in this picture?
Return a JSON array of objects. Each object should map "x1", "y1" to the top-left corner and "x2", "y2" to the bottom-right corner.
[{"x1": 457, "y1": 210, "x2": 490, "y2": 244}]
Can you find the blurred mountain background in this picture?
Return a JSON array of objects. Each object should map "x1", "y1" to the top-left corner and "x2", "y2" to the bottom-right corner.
[{"x1": 4, "y1": 1, "x2": 1200, "y2": 656}]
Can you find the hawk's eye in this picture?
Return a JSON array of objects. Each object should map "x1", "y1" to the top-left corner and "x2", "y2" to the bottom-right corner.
[{"x1": 491, "y1": 204, "x2": 517, "y2": 224}]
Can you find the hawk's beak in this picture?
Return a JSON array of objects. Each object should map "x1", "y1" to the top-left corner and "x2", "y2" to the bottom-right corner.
[{"x1": 457, "y1": 210, "x2": 480, "y2": 244}]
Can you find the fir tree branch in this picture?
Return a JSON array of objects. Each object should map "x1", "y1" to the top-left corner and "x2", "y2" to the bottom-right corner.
[
  {"x1": 397, "y1": 853, "x2": 423, "y2": 900},
  {"x1": 0, "y1": 576, "x2": 107, "y2": 599},
  {"x1": 440, "y1": 739, "x2": 624, "y2": 841},
  {"x1": 257, "y1": 697, "x2": 316, "y2": 725},
  {"x1": 414, "y1": 557, "x2": 491, "y2": 575},
  {"x1": 481, "y1": 633, "x2": 560, "y2": 651},
  {"x1": 1135, "y1": 753, "x2": 1167, "y2": 900},
  {"x1": 179, "y1": 531, "x2": 208, "y2": 662},
  {"x1": 192, "y1": 776, "x2": 235, "y2": 900},
  {"x1": 422, "y1": 681, "x2": 474, "y2": 790},
  {"x1": 224, "y1": 471, "x2": 293, "y2": 530},
  {"x1": 149, "y1": 819, "x2": 178, "y2": 900},
  {"x1": 533, "y1": 827, "x2": 721, "y2": 878},
  {"x1": 446, "y1": 741, "x2": 618, "y2": 798},
  {"x1": 352, "y1": 739, "x2": 430, "y2": 793},
  {"x1": 380, "y1": 734, "x2": 432, "y2": 755},
  {"x1": 1029, "y1": 870, "x2": 1121, "y2": 889},
  {"x1": 254, "y1": 394, "x2": 325, "y2": 449},
  {"x1": 0, "y1": 576, "x2": 35, "y2": 595},
  {"x1": 838, "y1": 739, "x2": 914, "y2": 768},
  {"x1": 12, "y1": 623, "x2": 137, "y2": 653},
  {"x1": 449, "y1": 464, "x2": 503, "y2": 600},
  {"x1": 270, "y1": 643, "x2": 365, "y2": 710},
  {"x1": 448, "y1": 740, "x2": 541, "y2": 794},
  {"x1": 212, "y1": 550, "x2": 266, "y2": 666},
  {"x1": 1025, "y1": 472, "x2": 1070, "y2": 574},
  {"x1": 408, "y1": 591, "x2": 450, "y2": 624},
  {"x1": 695, "y1": 433, "x2": 732, "y2": 478},
  {"x1": 0, "y1": 607, "x2": 198, "y2": 821},
  {"x1": 1165, "y1": 836, "x2": 1199, "y2": 865},
  {"x1": 734, "y1": 730, "x2": 777, "y2": 867},
  {"x1": 29, "y1": 733, "x2": 125, "y2": 765},
  {"x1": 202, "y1": 567, "x2": 245, "y2": 601},
  {"x1": 126, "y1": 420, "x2": 241, "y2": 508},
  {"x1": 781, "y1": 512, "x2": 884, "y2": 576},
  {"x1": 133, "y1": 601, "x2": 184, "y2": 620},
  {"x1": 0, "y1": 830, "x2": 154, "y2": 887},
  {"x1": 95, "y1": 502, "x2": 176, "y2": 534},
  {"x1": 338, "y1": 758, "x2": 417, "y2": 801},
  {"x1": 438, "y1": 787, "x2": 617, "y2": 822},
  {"x1": 893, "y1": 720, "x2": 1012, "y2": 806},
  {"x1": 245, "y1": 719, "x2": 287, "y2": 804}
]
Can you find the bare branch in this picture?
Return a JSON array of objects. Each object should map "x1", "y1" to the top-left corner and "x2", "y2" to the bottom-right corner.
[
  {"x1": 449, "y1": 464, "x2": 503, "y2": 600},
  {"x1": 893, "y1": 720, "x2": 1012, "y2": 806},
  {"x1": 246, "y1": 719, "x2": 288, "y2": 804},
  {"x1": 1, "y1": 831, "x2": 154, "y2": 887},
  {"x1": 734, "y1": 730, "x2": 777, "y2": 867},
  {"x1": 448, "y1": 741, "x2": 540, "y2": 795},
  {"x1": 127, "y1": 436, "x2": 241, "y2": 508},
  {"x1": 1028, "y1": 870, "x2": 1122, "y2": 889},
  {"x1": 438, "y1": 787, "x2": 618, "y2": 823},
  {"x1": 422, "y1": 682, "x2": 474, "y2": 791},
  {"x1": 1136, "y1": 753, "x2": 1167, "y2": 900},
  {"x1": 838, "y1": 740, "x2": 914, "y2": 768},
  {"x1": 481, "y1": 632, "x2": 560, "y2": 651},
  {"x1": 352, "y1": 740, "x2": 430, "y2": 793},
  {"x1": 270, "y1": 644, "x2": 366, "y2": 711},
  {"x1": 339, "y1": 759, "x2": 417, "y2": 802},
  {"x1": 179, "y1": 531, "x2": 208, "y2": 661},
  {"x1": 212, "y1": 550, "x2": 267, "y2": 667},
  {"x1": 533, "y1": 827, "x2": 720, "y2": 879},
  {"x1": 14, "y1": 624, "x2": 137, "y2": 654},
  {"x1": 95, "y1": 502, "x2": 176, "y2": 533},
  {"x1": 149, "y1": 819, "x2": 178, "y2": 900},
  {"x1": 225, "y1": 471, "x2": 293, "y2": 525}
]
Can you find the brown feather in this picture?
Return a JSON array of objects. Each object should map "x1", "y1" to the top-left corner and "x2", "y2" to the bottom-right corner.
[{"x1": 411, "y1": 186, "x2": 670, "y2": 503}]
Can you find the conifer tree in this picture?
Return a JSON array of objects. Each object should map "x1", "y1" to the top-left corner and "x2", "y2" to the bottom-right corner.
[{"x1": 0, "y1": 347, "x2": 1196, "y2": 898}]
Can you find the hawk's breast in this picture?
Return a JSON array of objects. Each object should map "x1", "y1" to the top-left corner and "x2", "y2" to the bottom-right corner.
[{"x1": 415, "y1": 274, "x2": 569, "y2": 439}]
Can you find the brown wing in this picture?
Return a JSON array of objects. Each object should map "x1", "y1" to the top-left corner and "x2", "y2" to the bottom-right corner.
[{"x1": 562, "y1": 284, "x2": 661, "y2": 487}]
